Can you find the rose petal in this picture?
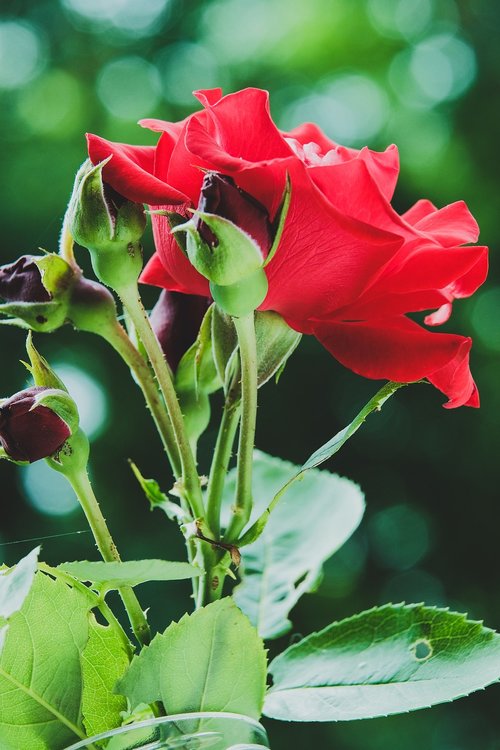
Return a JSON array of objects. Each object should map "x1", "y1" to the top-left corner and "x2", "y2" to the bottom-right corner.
[
  {"x1": 312, "y1": 315, "x2": 477, "y2": 408},
  {"x1": 86, "y1": 133, "x2": 188, "y2": 205},
  {"x1": 412, "y1": 200, "x2": 480, "y2": 246}
]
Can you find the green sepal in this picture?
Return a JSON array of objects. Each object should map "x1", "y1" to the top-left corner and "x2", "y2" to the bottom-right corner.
[
  {"x1": 34, "y1": 253, "x2": 74, "y2": 297},
  {"x1": 0, "y1": 254, "x2": 75, "y2": 333},
  {"x1": 67, "y1": 159, "x2": 146, "y2": 291},
  {"x1": 0, "y1": 299, "x2": 67, "y2": 332},
  {"x1": 24, "y1": 332, "x2": 68, "y2": 391},
  {"x1": 164, "y1": 211, "x2": 189, "y2": 257},
  {"x1": 265, "y1": 173, "x2": 291, "y2": 267},
  {"x1": 175, "y1": 305, "x2": 220, "y2": 396},
  {"x1": 173, "y1": 213, "x2": 264, "y2": 286},
  {"x1": 31, "y1": 388, "x2": 79, "y2": 434},
  {"x1": 129, "y1": 460, "x2": 188, "y2": 523},
  {"x1": 211, "y1": 307, "x2": 301, "y2": 391},
  {"x1": 68, "y1": 159, "x2": 146, "y2": 250},
  {"x1": 46, "y1": 427, "x2": 90, "y2": 474}
]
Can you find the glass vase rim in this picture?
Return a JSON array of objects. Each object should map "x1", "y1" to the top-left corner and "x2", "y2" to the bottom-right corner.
[{"x1": 63, "y1": 710, "x2": 268, "y2": 750}]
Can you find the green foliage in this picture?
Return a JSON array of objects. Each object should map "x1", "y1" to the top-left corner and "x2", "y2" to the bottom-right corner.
[
  {"x1": 81, "y1": 614, "x2": 130, "y2": 737},
  {"x1": 129, "y1": 460, "x2": 187, "y2": 522},
  {"x1": 0, "y1": 546, "x2": 39, "y2": 623},
  {"x1": 239, "y1": 381, "x2": 405, "y2": 548},
  {"x1": 58, "y1": 559, "x2": 201, "y2": 591},
  {"x1": 265, "y1": 603, "x2": 500, "y2": 721},
  {"x1": 118, "y1": 598, "x2": 267, "y2": 719},
  {"x1": 0, "y1": 572, "x2": 93, "y2": 749},
  {"x1": 228, "y1": 452, "x2": 364, "y2": 639}
]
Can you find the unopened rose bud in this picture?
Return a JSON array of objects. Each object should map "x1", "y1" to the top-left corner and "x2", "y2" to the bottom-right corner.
[
  {"x1": 0, "y1": 253, "x2": 75, "y2": 332},
  {"x1": 0, "y1": 255, "x2": 51, "y2": 303},
  {"x1": 150, "y1": 290, "x2": 210, "y2": 372},
  {"x1": 172, "y1": 172, "x2": 290, "y2": 317},
  {"x1": 0, "y1": 386, "x2": 72, "y2": 463},
  {"x1": 197, "y1": 173, "x2": 273, "y2": 258},
  {"x1": 67, "y1": 159, "x2": 146, "y2": 291}
]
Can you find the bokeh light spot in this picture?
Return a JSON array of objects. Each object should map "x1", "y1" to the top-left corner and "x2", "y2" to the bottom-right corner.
[
  {"x1": 62, "y1": 0, "x2": 171, "y2": 38},
  {"x1": 157, "y1": 43, "x2": 222, "y2": 107},
  {"x1": 380, "y1": 568, "x2": 446, "y2": 606},
  {"x1": 282, "y1": 74, "x2": 388, "y2": 145},
  {"x1": 369, "y1": 503, "x2": 431, "y2": 570},
  {"x1": 97, "y1": 56, "x2": 162, "y2": 120},
  {"x1": 0, "y1": 20, "x2": 46, "y2": 90},
  {"x1": 368, "y1": 0, "x2": 434, "y2": 40},
  {"x1": 411, "y1": 33, "x2": 477, "y2": 103},
  {"x1": 21, "y1": 461, "x2": 79, "y2": 517},
  {"x1": 17, "y1": 70, "x2": 84, "y2": 137},
  {"x1": 470, "y1": 288, "x2": 500, "y2": 352},
  {"x1": 52, "y1": 363, "x2": 108, "y2": 440}
]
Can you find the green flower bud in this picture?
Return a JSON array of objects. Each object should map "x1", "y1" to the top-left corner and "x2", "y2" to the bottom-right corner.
[{"x1": 67, "y1": 159, "x2": 146, "y2": 291}]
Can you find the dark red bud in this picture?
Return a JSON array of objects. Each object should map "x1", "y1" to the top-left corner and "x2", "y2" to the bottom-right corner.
[
  {"x1": 197, "y1": 173, "x2": 273, "y2": 255},
  {"x1": 150, "y1": 290, "x2": 210, "y2": 372},
  {"x1": 0, "y1": 386, "x2": 71, "y2": 462},
  {"x1": 0, "y1": 256, "x2": 51, "y2": 303}
]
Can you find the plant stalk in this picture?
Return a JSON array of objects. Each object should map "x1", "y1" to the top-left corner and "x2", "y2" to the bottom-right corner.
[
  {"x1": 100, "y1": 319, "x2": 182, "y2": 478},
  {"x1": 224, "y1": 313, "x2": 258, "y2": 543},
  {"x1": 66, "y1": 467, "x2": 151, "y2": 647},
  {"x1": 119, "y1": 283, "x2": 205, "y2": 522}
]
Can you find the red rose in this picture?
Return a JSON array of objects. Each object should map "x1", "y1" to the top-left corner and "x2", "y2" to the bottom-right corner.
[{"x1": 87, "y1": 87, "x2": 487, "y2": 408}]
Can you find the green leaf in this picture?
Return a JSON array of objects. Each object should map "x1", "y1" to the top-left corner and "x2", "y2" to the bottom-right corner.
[
  {"x1": 118, "y1": 598, "x2": 267, "y2": 719},
  {"x1": 58, "y1": 559, "x2": 201, "y2": 590},
  {"x1": 0, "y1": 571, "x2": 93, "y2": 749},
  {"x1": 81, "y1": 614, "x2": 130, "y2": 737},
  {"x1": 301, "y1": 381, "x2": 408, "y2": 472},
  {"x1": 264, "y1": 603, "x2": 500, "y2": 722},
  {"x1": 229, "y1": 452, "x2": 364, "y2": 639},
  {"x1": 0, "y1": 546, "x2": 39, "y2": 623},
  {"x1": 129, "y1": 461, "x2": 187, "y2": 522},
  {"x1": 239, "y1": 381, "x2": 407, "y2": 548}
]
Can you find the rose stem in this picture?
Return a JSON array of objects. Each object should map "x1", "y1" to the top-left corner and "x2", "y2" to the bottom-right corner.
[
  {"x1": 99, "y1": 320, "x2": 182, "y2": 478},
  {"x1": 224, "y1": 312, "x2": 258, "y2": 543},
  {"x1": 205, "y1": 367, "x2": 242, "y2": 537},
  {"x1": 118, "y1": 283, "x2": 205, "y2": 522},
  {"x1": 65, "y1": 465, "x2": 152, "y2": 647}
]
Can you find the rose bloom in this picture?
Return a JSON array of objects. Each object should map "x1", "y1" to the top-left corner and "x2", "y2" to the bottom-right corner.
[{"x1": 87, "y1": 87, "x2": 487, "y2": 408}]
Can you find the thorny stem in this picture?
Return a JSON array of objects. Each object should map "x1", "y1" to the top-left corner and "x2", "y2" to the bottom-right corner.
[
  {"x1": 66, "y1": 467, "x2": 151, "y2": 647},
  {"x1": 224, "y1": 313, "x2": 258, "y2": 543}
]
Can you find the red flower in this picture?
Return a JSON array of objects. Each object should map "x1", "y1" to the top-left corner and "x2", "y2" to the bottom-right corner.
[{"x1": 87, "y1": 87, "x2": 488, "y2": 408}]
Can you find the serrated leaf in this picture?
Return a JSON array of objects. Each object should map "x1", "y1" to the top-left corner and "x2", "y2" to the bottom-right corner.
[
  {"x1": 81, "y1": 614, "x2": 130, "y2": 737},
  {"x1": 228, "y1": 452, "x2": 364, "y2": 639},
  {"x1": 265, "y1": 603, "x2": 500, "y2": 722},
  {"x1": 58, "y1": 559, "x2": 201, "y2": 590},
  {"x1": 238, "y1": 381, "x2": 407, "y2": 548},
  {"x1": 118, "y1": 598, "x2": 267, "y2": 719},
  {"x1": 0, "y1": 546, "x2": 39, "y2": 623},
  {"x1": 0, "y1": 571, "x2": 93, "y2": 749}
]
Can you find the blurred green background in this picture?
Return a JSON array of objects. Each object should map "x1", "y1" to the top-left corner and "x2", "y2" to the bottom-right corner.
[{"x1": 1, "y1": 0, "x2": 499, "y2": 747}]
